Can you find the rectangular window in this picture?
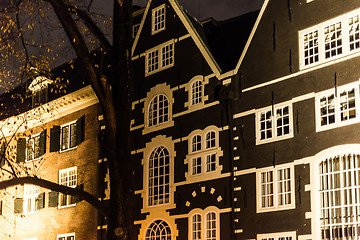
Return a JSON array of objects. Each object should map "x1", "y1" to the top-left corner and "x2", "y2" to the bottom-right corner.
[
  {"x1": 192, "y1": 157, "x2": 202, "y2": 175},
  {"x1": 316, "y1": 82, "x2": 359, "y2": 131},
  {"x1": 61, "y1": 121, "x2": 77, "y2": 151},
  {"x1": 146, "y1": 41, "x2": 174, "y2": 75},
  {"x1": 57, "y1": 233, "x2": 75, "y2": 240},
  {"x1": 26, "y1": 135, "x2": 40, "y2": 161},
  {"x1": 206, "y1": 153, "x2": 216, "y2": 172},
  {"x1": 256, "y1": 104, "x2": 293, "y2": 145},
  {"x1": 299, "y1": 8, "x2": 360, "y2": 69},
  {"x1": 152, "y1": 4, "x2": 166, "y2": 34},
  {"x1": 24, "y1": 184, "x2": 40, "y2": 213},
  {"x1": 58, "y1": 167, "x2": 77, "y2": 208},
  {"x1": 257, "y1": 166, "x2": 295, "y2": 213},
  {"x1": 258, "y1": 232, "x2": 296, "y2": 240}
]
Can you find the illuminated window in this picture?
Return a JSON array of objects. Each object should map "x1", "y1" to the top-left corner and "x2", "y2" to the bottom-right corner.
[
  {"x1": 316, "y1": 82, "x2": 359, "y2": 131},
  {"x1": 192, "y1": 214, "x2": 202, "y2": 240},
  {"x1": 256, "y1": 104, "x2": 293, "y2": 144},
  {"x1": 57, "y1": 233, "x2": 75, "y2": 240},
  {"x1": 58, "y1": 167, "x2": 77, "y2": 208},
  {"x1": 152, "y1": 4, "x2": 166, "y2": 34},
  {"x1": 148, "y1": 94, "x2": 169, "y2": 127},
  {"x1": 145, "y1": 220, "x2": 171, "y2": 240},
  {"x1": 61, "y1": 121, "x2": 77, "y2": 151},
  {"x1": 299, "y1": 9, "x2": 360, "y2": 69},
  {"x1": 23, "y1": 184, "x2": 40, "y2": 213},
  {"x1": 26, "y1": 134, "x2": 40, "y2": 161},
  {"x1": 319, "y1": 154, "x2": 360, "y2": 239},
  {"x1": 257, "y1": 232, "x2": 296, "y2": 240},
  {"x1": 148, "y1": 146, "x2": 170, "y2": 206},
  {"x1": 257, "y1": 166, "x2": 295, "y2": 213},
  {"x1": 146, "y1": 41, "x2": 174, "y2": 75}
]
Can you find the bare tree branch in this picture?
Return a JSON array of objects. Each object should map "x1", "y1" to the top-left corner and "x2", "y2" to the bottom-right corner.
[{"x1": 0, "y1": 176, "x2": 110, "y2": 217}]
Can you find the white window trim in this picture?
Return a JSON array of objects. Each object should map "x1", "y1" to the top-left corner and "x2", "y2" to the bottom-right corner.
[
  {"x1": 60, "y1": 120, "x2": 77, "y2": 153},
  {"x1": 57, "y1": 233, "x2": 75, "y2": 240},
  {"x1": 143, "y1": 83, "x2": 174, "y2": 135},
  {"x1": 256, "y1": 165, "x2": 296, "y2": 213},
  {"x1": 185, "y1": 126, "x2": 223, "y2": 181},
  {"x1": 151, "y1": 4, "x2": 166, "y2": 35},
  {"x1": 189, "y1": 77, "x2": 204, "y2": 107},
  {"x1": 58, "y1": 166, "x2": 77, "y2": 209},
  {"x1": 255, "y1": 102, "x2": 294, "y2": 145},
  {"x1": 23, "y1": 184, "x2": 40, "y2": 214},
  {"x1": 257, "y1": 231, "x2": 296, "y2": 240},
  {"x1": 145, "y1": 39, "x2": 175, "y2": 76},
  {"x1": 315, "y1": 81, "x2": 360, "y2": 132},
  {"x1": 26, "y1": 132, "x2": 41, "y2": 162},
  {"x1": 143, "y1": 135, "x2": 175, "y2": 211},
  {"x1": 299, "y1": 8, "x2": 360, "y2": 70},
  {"x1": 188, "y1": 207, "x2": 220, "y2": 240}
]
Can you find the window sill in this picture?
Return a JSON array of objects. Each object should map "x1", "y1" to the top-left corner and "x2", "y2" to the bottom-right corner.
[
  {"x1": 256, "y1": 133, "x2": 294, "y2": 145},
  {"x1": 142, "y1": 121, "x2": 174, "y2": 135},
  {"x1": 257, "y1": 204, "x2": 295, "y2": 213},
  {"x1": 23, "y1": 210, "x2": 39, "y2": 215},
  {"x1": 58, "y1": 203, "x2": 76, "y2": 209},
  {"x1": 59, "y1": 146, "x2": 77, "y2": 153},
  {"x1": 25, "y1": 157, "x2": 42, "y2": 163}
]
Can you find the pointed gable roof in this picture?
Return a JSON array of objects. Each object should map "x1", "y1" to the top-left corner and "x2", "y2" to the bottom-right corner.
[{"x1": 131, "y1": 0, "x2": 222, "y2": 77}]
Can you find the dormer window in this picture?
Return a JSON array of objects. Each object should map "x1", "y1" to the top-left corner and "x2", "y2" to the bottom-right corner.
[
  {"x1": 152, "y1": 4, "x2": 166, "y2": 34},
  {"x1": 28, "y1": 75, "x2": 53, "y2": 108}
]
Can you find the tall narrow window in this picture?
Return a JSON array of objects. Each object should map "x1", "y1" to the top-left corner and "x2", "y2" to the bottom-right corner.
[
  {"x1": 206, "y1": 131, "x2": 216, "y2": 149},
  {"x1": 349, "y1": 15, "x2": 360, "y2": 51},
  {"x1": 260, "y1": 110, "x2": 273, "y2": 140},
  {"x1": 339, "y1": 88, "x2": 356, "y2": 121},
  {"x1": 261, "y1": 171, "x2": 274, "y2": 208},
  {"x1": 59, "y1": 167, "x2": 77, "y2": 207},
  {"x1": 191, "y1": 80, "x2": 203, "y2": 105},
  {"x1": 303, "y1": 30, "x2": 319, "y2": 66},
  {"x1": 192, "y1": 214, "x2": 202, "y2": 240},
  {"x1": 319, "y1": 154, "x2": 360, "y2": 239},
  {"x1": 24, "y1": 184, "x2": 40, "y2": 213},
  {"x1": 320, "y1": 94, "x2": 335, "y2": 126},
  {"x1": 192, "y1": 135, "x2": 201, "y2": 152},
  {"x1": 147, "y1": 49, "x2": 159, "y2": 73},
  {"x1": 148, "y1": 146, "x2": 170, "y2": 206},
  {"x1": 61, "y1": 121, "x2": 77, "y2": 151},
  {"x1": 206, "y1": 212, "x2": 217, "y2": 240},
  {"x1": 152, "y1": 4, "x2": 166, "y2": 34},
  {"x1": 145, "y1": 220, "x2": 171, "y2": 240},
  {"x1": 148, "y1": 94, "x2": 169, "y2": 127},
  {"x1": 324, "y1": 22, "x2": 343, "y2": 59}
]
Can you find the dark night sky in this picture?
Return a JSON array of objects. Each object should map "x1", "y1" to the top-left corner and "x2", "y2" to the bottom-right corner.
[{"x1": 132, "y1": 0, "x2": 265, "y2": 21}]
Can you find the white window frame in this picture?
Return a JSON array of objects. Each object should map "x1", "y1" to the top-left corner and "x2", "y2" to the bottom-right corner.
[
  {"x1": 256, "y1": 165, "x2": 295, "y2": 213},
  {"x1": 257, "y1": 231, "x2": 296, "y2": 240},
  {"x1": 315, "y1": 81, "x2": 360, "y2": 132},
  {"x1": 23, "y1": 184, "x2": 40, "y2": 214},
  {"x1": 57, "y1": 233, "x2": 75, "y2": 240},
  {"x1": 151, "y1": 4, "x2": 166, "y2": 35},
  {"x1": 148, "y1": 94, "x2": 170, "y2": 128},
  {"x1": 255, "y1": 103, "x2": 294, "y2": 145},
  {"x1": 26, "y1": 133, "x2": 41, "y2": 162},
  {"x1": 187, "y1": 128, "x2": 221, "y2": 179},
  {"x1": 58, "y1": 166, "x2": 77, "y2": 208},
  {"x1": 60, "y1": 120, "x2": 77, "y2": 152},
  {"x1": 189, "y1": 208, "x2": 220, "y2": 240},
  {"x1": 145, "y1": 40, "x2": 175, "y2": 76},
  {"x1": 299, "y1": 8, "x2": 360, "y2": 70},
  {"x1": 190, "y1": 79, "x2": 204, "y2": 106}
]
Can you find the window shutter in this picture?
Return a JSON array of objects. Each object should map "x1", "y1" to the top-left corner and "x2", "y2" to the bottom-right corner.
[
  {"x1": 50, "y1": 126, "x2": 60, "y2": 152},
  {"x1": 14, "y1": 198, "x2": 23, "y2": 214},
  {"x1": 0, "y1": 143, "x2": 5, "y2": 167},
  {"x1": 75, "y1": 115, "x2": 85, "y2": 146},
  {"x1": 39, "y1": 129, "x2": 47, "y2": 156},
  {"x1": 48, "y1": 191, "x2": 58, "y2": 207},
  {"x1": 16, "y1": 138, "x2": 26, "y2": 163},
  {"x1": 37, "y1": 192, "x2": 45, "y2": 210}
]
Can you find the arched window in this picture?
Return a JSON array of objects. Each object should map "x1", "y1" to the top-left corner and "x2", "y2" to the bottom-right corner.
[
  {"x1": 192, "y1": 135, "x2": 202, "y2": 152},
  {"x1": 206, "y1": 212, "x2": 217, "y2": 240},
  {"x1": 191, "y1": 80, "x2": 203, "y2": 105},
  {"x1": 192, "y1": 214, "x2": 202, "y2": 240},
  {"x1": 148, "y1": 146, "x2": 170, "y2": 206},
  {"x1": 148, "y1": 94, "x2": 169, "y2": 127},
  {"x1": 206, "y1": 131, "x2": 216, "y2": 149},
  {"x1": 145, "y1": 220, "x2": 171, "y2": 240},
  {"x1": 319, "y1": 153, "x2": 360, "y2": 239}
]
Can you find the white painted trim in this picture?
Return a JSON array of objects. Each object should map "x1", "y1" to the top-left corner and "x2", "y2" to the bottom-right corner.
[
  {"x1": 145, "y1": 39, "x2": 175, "y2": 76},
  {"x1": 151, "y1": 4, "x2": 166, "y2": 35},
  {"x1": 0, "y1": 86, "x2": 97, "y2": 138},
  {"x1": 257, "y1": 231, "x2": 296, "y2": 240},
  {"x1": 188, "y1": 206, "x2": 221, "y2": 240}
]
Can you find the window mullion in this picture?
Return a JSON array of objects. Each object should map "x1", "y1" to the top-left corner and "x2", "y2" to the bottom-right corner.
[{"x1": 343, "y1": 16, "x2": 350, "y2": 55}]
